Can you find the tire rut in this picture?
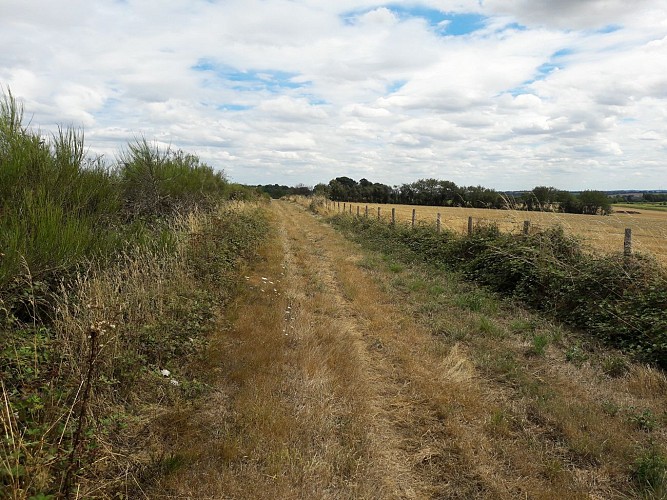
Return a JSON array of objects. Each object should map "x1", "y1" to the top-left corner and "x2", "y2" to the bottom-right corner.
[{"x1": 273, "y1": 201, "x2": 478, "y2": 498}]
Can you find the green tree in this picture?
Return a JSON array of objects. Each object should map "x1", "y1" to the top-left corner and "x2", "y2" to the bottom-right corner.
[
  {"x1": 523, "y1": 186, "x2": 559, "y2": 211},
  {"x1": 578, "y1": 190, "x2": 611, "y2": 215}
]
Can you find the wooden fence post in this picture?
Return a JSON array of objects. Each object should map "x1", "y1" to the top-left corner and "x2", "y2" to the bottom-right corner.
[
  {"x1": 365, "y1": 205, "x2": 368, "y2": 217},
  {"x1": 437, "y1": 213, "x2": 441, "y2": 233},
  {"x1": 349, "y1": 204, "x2": 352, "y2": 214},
  {"x1": 412, "y1": 208, "x2": 416, "y2": 228},
  {"x1": 523, "y1": 221, "x2": 531, "y2": 235},
  {"x1": 357, "y1": 206, "x2": 360, "y2": 216},
  {"x1": 468, "y1": 216, "x2": 473, "y2": 236},
  {"x1": 378, "y1": 207, "x2": 381, "y2": 220},
  {"x1": 343, "y1": 202, "x2": 346, "y2": 213},
  {"x1": 391, "y1": 208, "x2": 396, "y2": 226},
  {"x1": 624, "y1": 228, "x2": 632, "y2": 256}
]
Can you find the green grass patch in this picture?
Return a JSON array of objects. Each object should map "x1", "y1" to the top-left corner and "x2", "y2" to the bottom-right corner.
[{"x1": 614, "y1": 203, "x2": 667, "y2": 213}]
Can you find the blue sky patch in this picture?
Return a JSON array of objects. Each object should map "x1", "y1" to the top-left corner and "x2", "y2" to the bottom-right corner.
[
  {"x1": 596, "y1": 24, "x2": 622, "y2": 34},
  {"x1": 340, "y1": 5, "x2": 487, "y2": 36},
  {"x1": 387, "y1": 80, "x2": 407, "y2": 93},
  {"x1": 216, "y1": 104, "x2": 252, "y2": 112},
  {"x1": 503, "y1": 48, "x2": 574, "y2": 96},
  {"x1": 192, "y1": 59, "x2": 308, "y2": 92}
]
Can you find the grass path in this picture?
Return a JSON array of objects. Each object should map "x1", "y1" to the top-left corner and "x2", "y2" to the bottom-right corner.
[{"x1": 147, "y1": 200, "x2": 667, "y2": 499}]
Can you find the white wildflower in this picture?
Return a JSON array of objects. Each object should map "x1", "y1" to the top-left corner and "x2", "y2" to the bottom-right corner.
[
  {"x1": 170, "y1": 379, "x2": 180, "y2": 386},
  {"x1": 160, "y1": 369, "x2": 170, "y2": 377}
]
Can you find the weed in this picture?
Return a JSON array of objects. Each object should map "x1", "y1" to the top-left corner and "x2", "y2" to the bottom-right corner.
[
  {"x1": 565, "y1": 343, "x2": 588, "y2": 366},
  {"x1": 408, "y1": 278, "x2": 427, "y2": 291},
  {"x1": 357, "y1": 255, "x2": 380, "y2": 270},
  {"x1": 541, "y1": 458, "x2": 565, "y2": 480},
  {"x1": 478, "y1": 349, "x2": 520, "y2": 383},
  {"x1": 454, "y1": 292, "x2": 484, "y2": 312},
  {"x1": 529, "y1": 334, "x2": 549, "y2": 357},
  {"x1": 602, "y1": 400, "x2": 621, "y2": 416},
  {"x1": 388, "y1": 262, "x2": 404, "y2": 273},
  {"x1": 633, "y1": 445, "x2": 667, "y2": 495},
  {"x1": 601, "y1": 355, "x2": 629, "y2": 378},
  {"x1": 510, "y1": 319, "x2": 535, "y2": 334},
  {"x1": 478, "y1": 316, "x2": 503, "y2": 338},
  {"x1": 630, "y1": 409, "x2": 659, "y2": 432},
  {"x1": 548, "y1": 324, "x2": 565, "y2": 344}
]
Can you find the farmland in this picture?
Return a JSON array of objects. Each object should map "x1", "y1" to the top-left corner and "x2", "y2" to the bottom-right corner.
[{"x1": 325, "y1": 202, "x2": 667, "y2": 265}]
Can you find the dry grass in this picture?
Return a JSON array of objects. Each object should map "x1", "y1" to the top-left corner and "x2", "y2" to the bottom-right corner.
[
  {"x1": 299, "y1": 197, "x2": 667, "y2": 497},
  {"x1": 1, "y1": 203, "x2": 266, "y2": 498},
  {"x1": 148, "y1": 204, "x2": 385, "y2": 498},
  {"x1": 325, "y1": 201, "x2": 667, "y2": 265},
  {"x1": 114, "y1": 199, "x2": 666, "y2": 499}
]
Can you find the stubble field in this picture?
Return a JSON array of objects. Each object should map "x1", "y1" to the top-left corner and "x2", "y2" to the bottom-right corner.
[{"x1": 326, "y1": 202, "x2": 667, "y2": 265}]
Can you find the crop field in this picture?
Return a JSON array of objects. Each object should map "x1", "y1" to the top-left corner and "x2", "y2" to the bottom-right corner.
[
  {"x1": 327, "y1": 202, "x2": 667, "y2": 265},
  {"x1": 615, "y1": 202, "x2": 667, "y2": 213}
]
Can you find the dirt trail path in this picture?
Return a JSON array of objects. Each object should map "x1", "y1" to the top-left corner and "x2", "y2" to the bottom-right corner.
[{"x1": 148, "y1": 200, "x2": 660, "y2": 499}]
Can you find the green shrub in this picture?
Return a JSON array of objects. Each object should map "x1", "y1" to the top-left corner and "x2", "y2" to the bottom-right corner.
[
  {"x1": 633, "y1": 445, "x2": 667, "y2": 494},
  {"x1": 0, "y1": 93, "x2": 122, "y2": 304},
  {"x1": 328, "y1": 210, "x2": 667, "y2": 367},
  {"x1": 118, "y1": 138, "x2": 228, "y2": 219}
]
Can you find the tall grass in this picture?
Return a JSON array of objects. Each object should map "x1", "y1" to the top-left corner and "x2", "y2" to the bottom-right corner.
[
  {"x1": 0, "y1": 89, "x2": 268, "y2": 496},
  {"x1": 0, "y1": 93, "x2": 121, "y2": 301}
]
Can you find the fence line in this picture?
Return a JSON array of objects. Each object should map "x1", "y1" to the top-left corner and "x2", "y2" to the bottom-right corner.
[{"x1": 326, "y1": 201, "x2": 634, "y2": 256}]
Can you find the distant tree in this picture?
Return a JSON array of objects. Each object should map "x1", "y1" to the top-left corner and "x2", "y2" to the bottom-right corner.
[
  {"x1": 258, "y1": 184, "x2": 290, "y2": 199},
  {"x1": 463, "y1": 185, "x2": 503, "y2": 209},
  {"x1": 644, "y1": 193, "x2": 667, "y2": 202},
  {"x1": 328, "y1": 177, "x2": 359, "y2": 201},
  {"x1": 555, "y1": 190, "x2": 581, "y2": 213},
  {"x1": 578, "y1": 190, "x2": 611, "y2": 215},
  {"x1": 313, "y1": 183, "x2": 330, "y2": 197},
  {"x1": 291, "y1": 183, "x2": 312, "y2": 196},
  {"x1": 523, "y1": 186, "x2": 559, "y2": 211},
  {"x1": 371, "y1": 183, "x2": 392, "y2": 203}
]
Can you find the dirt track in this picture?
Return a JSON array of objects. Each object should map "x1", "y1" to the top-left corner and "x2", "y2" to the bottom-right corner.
[{"x1": 149, "y1": 200, "x2": 666, "y2": 499}]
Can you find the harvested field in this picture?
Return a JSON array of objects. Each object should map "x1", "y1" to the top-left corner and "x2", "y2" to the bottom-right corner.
[{"x1": 326, "y1": 202, "x2": 667, "y2": 265}]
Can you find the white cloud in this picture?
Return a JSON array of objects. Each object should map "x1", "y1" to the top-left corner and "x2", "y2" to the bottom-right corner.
[{"x1": 1, "y1": 0, "x2": 666, "y2": 189}]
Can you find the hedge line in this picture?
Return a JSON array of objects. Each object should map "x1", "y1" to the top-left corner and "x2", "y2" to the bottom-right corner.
[{"x1": 329, "y1": 213, "x2": 667, "y2": 367}]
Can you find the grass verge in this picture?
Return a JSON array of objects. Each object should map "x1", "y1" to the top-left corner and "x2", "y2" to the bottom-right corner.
[
  {"x1": 314, "y1": 205, "x2": 667, "y2": 498},
  {"x1": 322, "y1": 207, "x2": 667, "y2": 368}
]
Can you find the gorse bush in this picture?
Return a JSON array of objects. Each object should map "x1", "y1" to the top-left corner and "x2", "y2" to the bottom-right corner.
[
  {"x1": 0, "y1": 89, "x2": 268, "y2": 496},
  {"x1": 0, "y1": 90, "x2": 243, "y2": 319},
  {"x1": 119, "y1": 138, "x2": 228, "y2": 220},
  {"x1": 0, "y1": 95, "x2": 122, "y2": 319},
  {"x1": 329, "y1": 212, "x2": 667, "y2": 367}
]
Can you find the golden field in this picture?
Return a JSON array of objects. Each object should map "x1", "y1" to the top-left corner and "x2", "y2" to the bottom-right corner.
[{"x1": 327, "y1": 202, "x2": 667, "y2": 265}]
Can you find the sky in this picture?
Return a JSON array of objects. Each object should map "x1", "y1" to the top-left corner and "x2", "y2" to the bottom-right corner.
[{"x1": 1, "y1": 0, "x2": 667, "y2": 190}]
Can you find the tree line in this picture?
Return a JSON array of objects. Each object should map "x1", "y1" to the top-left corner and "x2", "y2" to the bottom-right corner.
[{"x1": 316, "y1": 177, "x2": 611, "y2": 215}]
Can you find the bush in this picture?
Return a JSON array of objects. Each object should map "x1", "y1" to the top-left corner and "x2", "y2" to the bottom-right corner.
[
  {"x1": 0, "y1": 93, "x2": 122, "y2": 306},
  {"x1": 0, "y1": 90, "x2": 268, "y2": 495},
  {"x1": 329, "y1": 211, "x2": 667, "y2": 367},
  {"x1": 633, "y1": 445, "x2": 667, "y2": 495},
  {"x1": 118, "y1": 138, "x2": 228, "y2": 220}
]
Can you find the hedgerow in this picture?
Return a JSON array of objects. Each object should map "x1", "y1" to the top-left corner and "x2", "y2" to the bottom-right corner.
[{"x1": 328, "y1": 213, "x2": 667, "y2": 367}]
